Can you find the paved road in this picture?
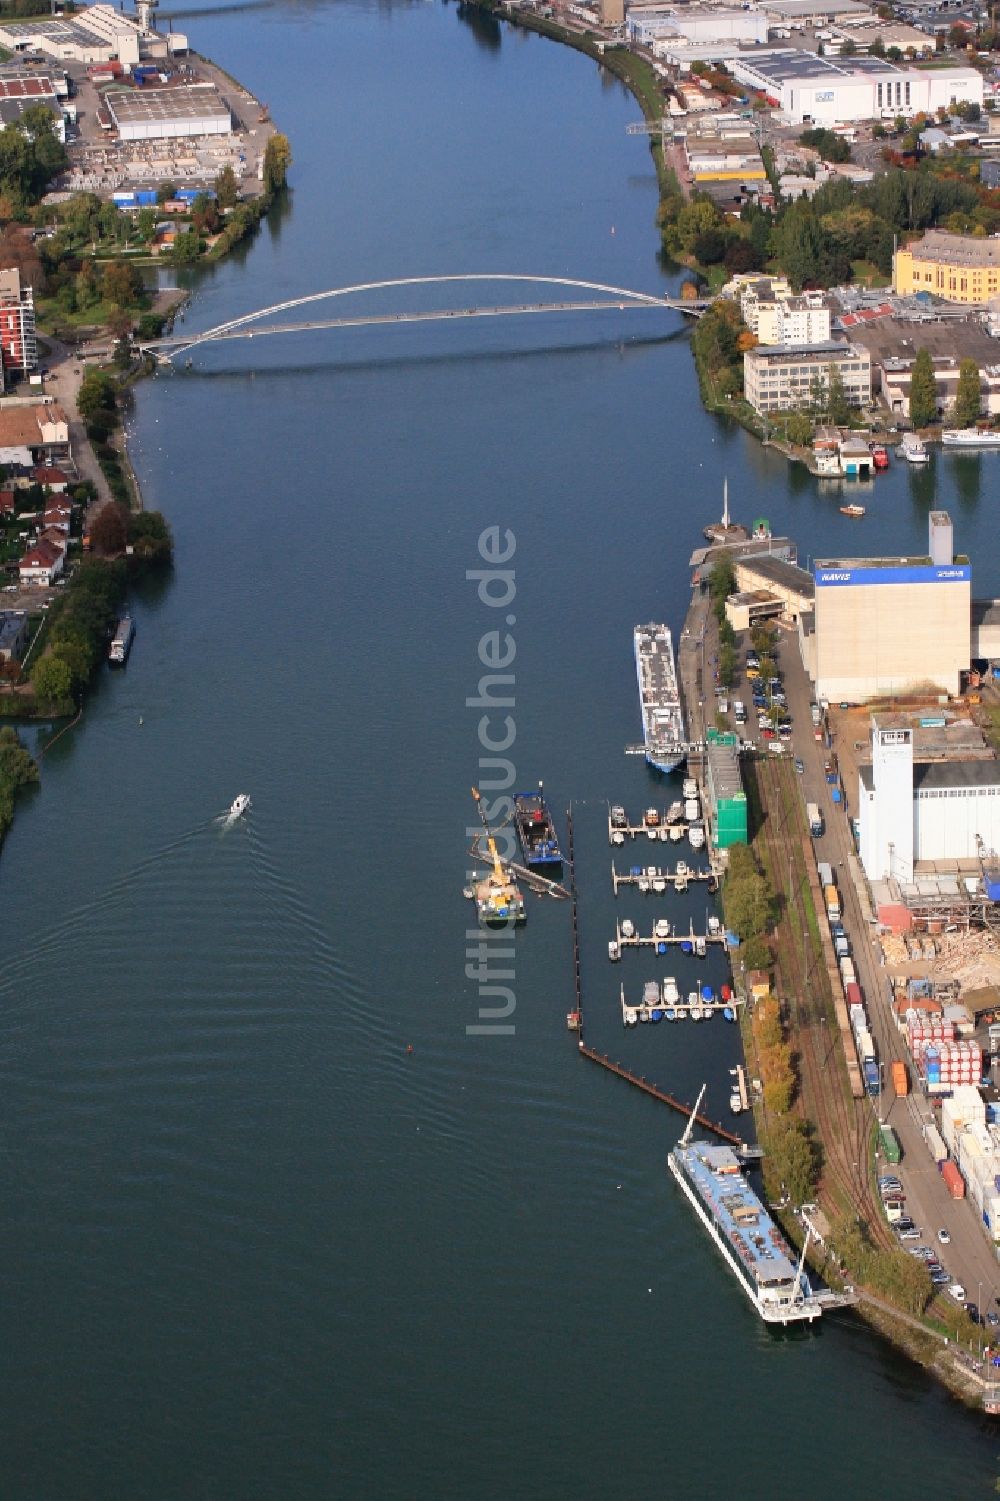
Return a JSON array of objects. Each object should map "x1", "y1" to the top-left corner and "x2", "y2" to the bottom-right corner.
[{"x1": 768, "y1": 629, "x2": 1000, "y2": 1325}]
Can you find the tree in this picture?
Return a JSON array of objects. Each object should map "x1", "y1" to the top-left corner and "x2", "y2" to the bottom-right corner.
[
  {"x1": 156, "y1": 180, "x2": 177, "y2": 204},
  {"x1": 170, "y1": 228, "x2": 205, "y2": 265},
  {"x1": 724, "y1": 237, "x2": 763, "y2": 274},
  {"x1": 827, "y1": 362, "x2": 851, "y2": 425},
  {"x1": 77, "y1": 368, "x2": 117, "y2": 423},
  {"x1": 741, "y1": 934, "x2": 771, "y2": 970},
  {"x1": 953, "y1": 358, "x2": 982, "y2": 427},
  {"x1": 90, "y1": 502, "x2": 129, "y2": 557},
  {"x1": 784, "y1": 410, "x2": 814, "y2": 446},
  {"x1": 102, "y1": 259, "x2": 142, "y2": 309},
  {"x1": 725, "y1": 855, "x2": 774, "y2": 939},
  {"x1": 909, "y1": 347, "x2": 938, "y2": 428},
  {"x1": 948, "y1": 22, "x2": 969, "y2": 48},
  {"x1": 718, "y1": 641, "x2": 737, "y2": 689},
  {"x1": 262, "y1": 133, "x2": 292, "y2": 195},
  {"x1": 214, "y1": 163, "x2": 238, "y2": 210},
  {"x1": 765, "y1": 1119, "x2": 819, "y2": 1205},
  {"x1": 31, "y1": 654, "x2": 73, "y2": 706},
  {"x1": 693, "y1": 227, "x2": 728, "y2": 265},
  {"x1": 840, "y1": 37, "x2": 856, "y2": 55},
  {"x1": 191, "y1": 192, "x2": 220, "y2": 235}
]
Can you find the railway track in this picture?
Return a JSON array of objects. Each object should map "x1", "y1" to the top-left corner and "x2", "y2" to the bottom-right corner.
[{"x1": 752, "y1": 755, "x2": 889, "y2": 1246}]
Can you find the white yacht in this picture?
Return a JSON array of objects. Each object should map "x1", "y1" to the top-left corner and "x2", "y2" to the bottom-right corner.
[
  {"x1": 901, "y1": 433, "x2": 929, "y2": 464},
  {"x1": 229, "y1": 794, "x2": 251, "y2": 818}
]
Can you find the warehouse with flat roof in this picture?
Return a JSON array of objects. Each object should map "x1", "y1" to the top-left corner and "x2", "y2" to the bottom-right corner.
[
  {"x1": 105, "y1": 83, "x2": 231, "y2": 141},
  {"x1": 812, "y1": 511, "x2": 970, "y2": 703},
  {"x1": 729, "y1": 48, "x2": 982, "y2": 124}
]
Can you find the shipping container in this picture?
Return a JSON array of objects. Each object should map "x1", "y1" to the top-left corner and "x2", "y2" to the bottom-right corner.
[
  {"x1": 817, "y1": 861, "x2": 834, "y2": 890},
  {"x1": 924, "y1": 1122, "x2": 947, "y2": 1163},
  {"x1": 825, "y1": 883, "x2": 841, "y2": 921},
  {"x1": 941, "y1": 1159, "x2": 965, "y2": 1198},
  {"x1": 891, "y1": 1059, "x2": 909, "y2": 1097},
  {"x1": 879, "y1": 1123, "x2": 902, "y2": 1162},
  {"x1": 807, "y1": 802, "x2": 823, "y2": 837}
]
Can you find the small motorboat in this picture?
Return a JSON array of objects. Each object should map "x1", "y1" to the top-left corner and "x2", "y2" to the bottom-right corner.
[
  {"x1": 612, "y1": 830, "x2": 625, "y2": 846},
  {"x1": 652, "y1": 873, "x2": 667, "y2": 893},
  {"x1": 621, "y1": 918, "x2": 635, "y2": 939},
  {"x1": 686, "y1": 990, "x2": 699, "y2": 1019},
  {"x1": 684, "y1": 797, "x2": 699, "y2": 822},
  {"x1": 610, "y1": 805, "x2": 627, "y2": 828},
  {"x1": 662, "y1": 976, "x2": 679, "y2": 1005},
  {"x1": 638, "y1": 876, "x2": 650, "y2": 892},
  {"x1": 840, "y1": 503, "x2": 865, "y2": 518},
  {"x1": 675, "y1": 861, "x2": 689, "y2": 881},
  {"x1": 658, "y1": 827, "x2": 670, "y2": 843},
  {"x1": 657, "y1": 941, "x2": 667, "y2": 954},
  {"x1": 723, "y1": 1005, "x2": 736, "y2": 1022},
  {"x1": 650, "y1": 1008, "x2": 663, "y2": 1024},
  {"x1": 680, "y1": 939, "x2": 693, "y2": 955},
  {"x1": 666, "y1": 800, "x2": 684, "y2": 824},
  {"x1": 669, "y1": 824, "x2": 684, "y2": 843},
  {"x1": 729, "y1": 1091, "x2": 743, "y2": 1113},
  {"x1": 655, "y1": 919, "x2": 671, "y2": 938},
  {"x1": 608, "y1": 940, "x2": 620, "y2": 962},
  {"x1": 695, "y1": 935, "x2": 707, "y2": 959},
  {"x1": 624, "y1": 1007, "x2": 638, "y2": 1027},
  {"x1": 720, "y1": 982, "x2": 731, "y2": 1000},
  {"x1": 708, "y1": 916, "x2": 722, "y2": 937},
  {"x1": 665, "y1": 1005, "x2": 676, "y2": 1021},
  {"x1": 643, "y1": 807, "x2": 660, "y2": 828},
  {"x1": 229, "y1": 794, "x2": 251, "y2": 818},
  {"x1": 901, "y1": 432, "x2": 929, "y2": 464},
  {"x1": 689, "y1": 824, "x2": 706, "y2": 851},
  {"x1": 682, "y1": 777, "x2": 698, "y2": 800}
]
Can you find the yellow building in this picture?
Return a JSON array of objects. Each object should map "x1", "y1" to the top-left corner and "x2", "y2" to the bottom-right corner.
[{"x1": 894, "y1": 230, "x2": 1000, "y2": 305}]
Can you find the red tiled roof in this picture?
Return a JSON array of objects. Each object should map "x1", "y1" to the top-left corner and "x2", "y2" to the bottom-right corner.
[{"x1": 20, "y1": 539, "x2": 62, "y2": 568}]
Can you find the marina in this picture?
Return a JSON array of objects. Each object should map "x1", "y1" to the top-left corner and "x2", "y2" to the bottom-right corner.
[
  {"x1": 607, "y1": 804, "x2": 706, "y2": 847},
  {"x1": 613, "y1": 918, "x2": 731, "y2": 952},
  {"x1": 611, "y1": 860, "x2": 717, "y2": 894},
  {"x1": 619, "y1": 981, "x2": 743, "y2": 1026}
]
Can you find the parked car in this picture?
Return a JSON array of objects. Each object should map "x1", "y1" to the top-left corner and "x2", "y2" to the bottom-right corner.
[
  {"x1": 937, "y1": 1228, "x2": 951, "y2": 1245},
  {"x1": 949, "y1": 1283, "x2": 967, "y2": 1302},
  {"x1": 794, "y1": 758, "x2": 804, "y2": 775}
]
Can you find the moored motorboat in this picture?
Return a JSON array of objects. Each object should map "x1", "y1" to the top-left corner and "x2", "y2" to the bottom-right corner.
[
  {"x1": 941, "y1": 427, "x2": 1000, "y2": 448},
  {"x1": 608, "y1": 940, "x2": 620, "y2": 961},
  {"x1": 901, "y1": 432, "x2": 929, "y2": 464},
  {"x1": 621, "y1": 918, "x2": 635, "y2": 939}
]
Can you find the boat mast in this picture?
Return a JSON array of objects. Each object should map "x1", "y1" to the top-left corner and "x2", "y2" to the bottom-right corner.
[
  {"x1": 793, "y1": 1223, "x2": 812, "y2": 1302},
  {"x1": 722, "y1": 476, "x2": 729, "y2": 529},
  {"x1": 680, "y1": 1084, "x2": 707, "y2": 1146}
]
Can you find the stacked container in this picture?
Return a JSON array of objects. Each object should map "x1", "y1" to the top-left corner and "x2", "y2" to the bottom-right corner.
[{"x1": 941, "y1": 1160, "x2": 966, "y2": 1199}]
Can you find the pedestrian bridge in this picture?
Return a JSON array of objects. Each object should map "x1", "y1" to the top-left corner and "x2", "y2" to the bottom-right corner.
[{"x1": 140, "y1": 274, "x2": 712, "y2": 362}]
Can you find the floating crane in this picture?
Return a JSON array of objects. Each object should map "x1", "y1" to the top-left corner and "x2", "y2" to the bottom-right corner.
[{"x1": 469, "y1": 788, "x2": 526, "y2": 926}]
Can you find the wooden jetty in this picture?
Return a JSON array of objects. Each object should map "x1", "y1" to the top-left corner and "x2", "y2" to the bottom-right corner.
[
  {"x1": 615, "y1": 920, "x2": 728, "y2": 952},
  {"x1": 608, "y1": 815, "x2": 696, "y2": 845},
  {"x1": 611, "y1": 860, "x2": 717, "y2": 894},
  {"x1": 619, "y1": 983, "x2": 743, "y2": 1025},
  {"x1": 578, "y1": 1044, "x2": 742, "y2": 1145},
  {"x1": 567, "y1": 806, "x2": 583, "y2": 1033}
]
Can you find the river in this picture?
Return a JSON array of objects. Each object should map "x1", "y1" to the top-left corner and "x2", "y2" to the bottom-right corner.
[{"x1": 1, "y1": 1, "x2": 998, "y2": 1495}]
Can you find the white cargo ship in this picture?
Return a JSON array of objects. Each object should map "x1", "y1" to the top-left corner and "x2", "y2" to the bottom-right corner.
[
  {"x1": 668, "y1": 1093, "x2": 824, "y2": 1325},
  {"x1": 634, "y1": 623, "x2": 686, "y2": 775}
]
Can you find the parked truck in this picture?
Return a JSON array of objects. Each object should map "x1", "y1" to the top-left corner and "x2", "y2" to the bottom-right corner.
[
  {"x1": 807, "y1": 802, "x2": 824, "y2": 837},
  {"x1": 879, "y1": 1123, "x2": 902, "y2": 1163},
  {"x1": 825, "y1": 883, "x2": 841, "y2": 921},
  {"x1": 840, "y1": 956, "x2": 856, "y2": 988}
]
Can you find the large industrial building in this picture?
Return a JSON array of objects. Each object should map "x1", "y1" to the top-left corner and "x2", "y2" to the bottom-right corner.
[
  {"x1": 105, "y1": 83, "x2": 231, "y2": 141},
  {"x1": 811, "y1": 511, "x2": 970, "y2": 703},
  {"x1": 728, "y1": 49, "x2": 982, "y2": 125},
  {"x1": 859, "y1": 717, "x2": 1000, "y2": 883},
  {"x1": 894, "y1": 230, "x2": 1000, "y2": 306},
  {"x1": 0, "y1": 4, "x2": 187, "y2": 65},
  {"x1": 743, "y1": 340, "x2": 872, "y2": 414}
]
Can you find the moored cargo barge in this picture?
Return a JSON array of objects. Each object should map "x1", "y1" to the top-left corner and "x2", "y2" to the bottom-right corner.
[
  {"x1": 108, "y1": 615, "x2": 134, "y2": 666},
  {"x1": 513, "y1": 787, "x2": 562, "y2": 868}
]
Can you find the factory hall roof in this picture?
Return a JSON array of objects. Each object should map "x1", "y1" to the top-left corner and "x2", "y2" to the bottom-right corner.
[{"x1": 106, "y1": 84, "x2": 230, "y2": 127}]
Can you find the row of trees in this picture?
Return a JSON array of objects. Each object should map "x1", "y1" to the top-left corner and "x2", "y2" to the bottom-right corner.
[
  {"x1": 31, "y1": 558, "x2": 127, "y2": 709},
  {"x1": 690, "y1": 300, "x2": 752, "y2": 402},
  {"x1": 829, "y1": 1212, "x2": 932, "y2": 1317},
  {"x1": 0, "y1": 105, "x2": 65, "y2": 214},
  {"x1": 751, "y1": 993, "x2": 796, "y2": 1115},
  {"x1": 0, "y1": 725, "x2": 38, "y2": 843},
  {"x1": 724, "y1": 841, "x2": 775, "y2": 965}
]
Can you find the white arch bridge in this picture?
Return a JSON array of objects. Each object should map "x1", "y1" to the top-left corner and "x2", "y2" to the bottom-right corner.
[{"x1": 140, "y1": 274, "x2": 712, "y2": 362}]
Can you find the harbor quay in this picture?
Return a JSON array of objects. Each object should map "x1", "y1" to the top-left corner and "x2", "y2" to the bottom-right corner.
[{"x1": 670, "y1": 499, "x2": 1000, "y2": 1400}]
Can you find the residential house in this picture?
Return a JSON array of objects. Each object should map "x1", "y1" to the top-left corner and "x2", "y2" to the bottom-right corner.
[
  {"x1": 43, "y1": 501, "x2": 72, "y2": 534},
  {"x1": 19, "y1": 536, "x2": 65, "y2": 586},
  {"x1": 0, "y1": 609, "x2": 28, "y2": 662},
  {"x1": 34, "y1": 465, "x2": 69, "y2": 493},
  {"x1": 0, "y1": 403, "x2": 70, "y2": 466}
]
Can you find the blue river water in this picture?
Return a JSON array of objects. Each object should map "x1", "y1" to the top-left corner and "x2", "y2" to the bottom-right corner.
[{"x1": 0, "y1": 1, "x2": 997, "y2": 1495}]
